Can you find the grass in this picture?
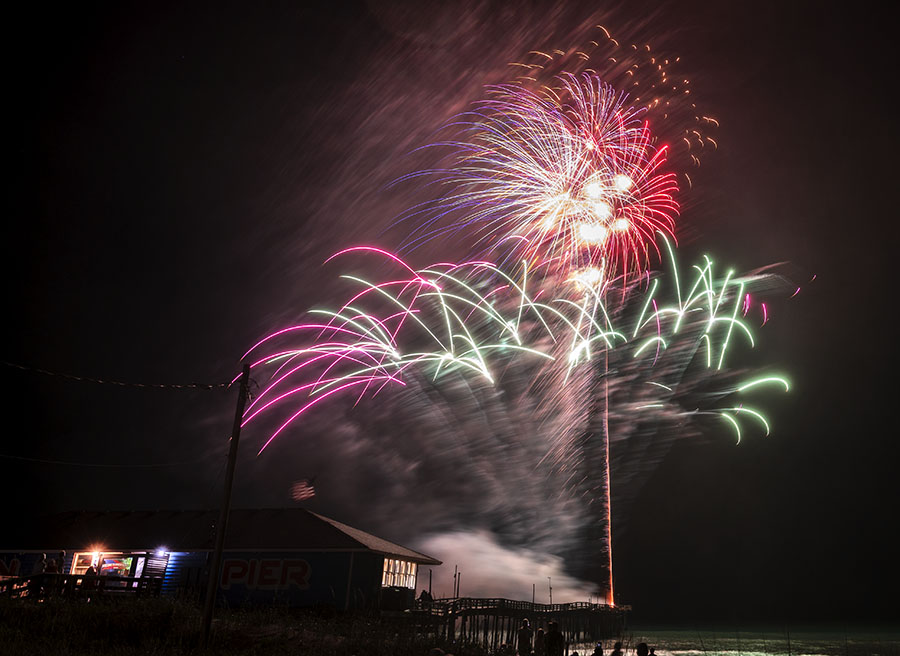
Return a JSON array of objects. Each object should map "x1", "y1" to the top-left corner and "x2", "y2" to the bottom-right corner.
[{"x1": 0, "y1": 597, "x2": 478, "y2": 655}]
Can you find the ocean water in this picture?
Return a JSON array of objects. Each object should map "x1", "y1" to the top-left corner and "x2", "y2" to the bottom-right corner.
[{"x1": 571, "y1": 627, "x2": 900, "y2": 656}]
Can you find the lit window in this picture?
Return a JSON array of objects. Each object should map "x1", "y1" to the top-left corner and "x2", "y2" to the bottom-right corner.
[
  {"x1": 381, "y1": 558, "x2": 417, "y2": 589},
  {"x1": 72, "y1": 553, "x2": 95, "y2": 575}
]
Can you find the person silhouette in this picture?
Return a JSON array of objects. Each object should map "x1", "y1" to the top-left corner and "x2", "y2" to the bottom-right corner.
[
  {"x1": 610, "y1": 641, "x2": 624, "y2": 656},
  {"x1": 517, "y1": 618, "x2": 533, "y2": 656},
  {"x1": 534, "y1": 627, "x2": 545, "y2": 656},
  {"x1": 545, "y1": 620, "x2": 564, "y2": 656},
  {"x1": 29, "y1": 554, "x2": 47, "y2": 599},
  {"x1": 636, "y1": 643, "x2": 649, "y2": 656}
]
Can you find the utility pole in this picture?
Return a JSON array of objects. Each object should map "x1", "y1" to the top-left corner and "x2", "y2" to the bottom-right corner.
[
  {"x1": 548, "y1": 576, "x2": 552, "y2": 605},
  {"x1": 201, "y1": 363, "x2": 251, "y2": 647}
]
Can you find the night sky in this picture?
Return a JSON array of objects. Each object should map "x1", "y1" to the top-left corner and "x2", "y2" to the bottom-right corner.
[{"x1": 6, "y1": 0, "x2": 897, "y2": 625}]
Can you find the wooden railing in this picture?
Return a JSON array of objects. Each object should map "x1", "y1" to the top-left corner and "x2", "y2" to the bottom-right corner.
[
  {"x1": 413, "y1": 596, "x2": 629, "y2": 617},
  {"x1": 0, "y1": 573, "x2": 163, "y2": 600}
]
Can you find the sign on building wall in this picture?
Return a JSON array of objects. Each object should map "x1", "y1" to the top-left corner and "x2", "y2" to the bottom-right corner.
[
  {"x1": 215, "y1": 552, "x2": 353, "y2": 607},
  {"x1": 221, "y1": 558, "x2": 310, "y2": 590}
]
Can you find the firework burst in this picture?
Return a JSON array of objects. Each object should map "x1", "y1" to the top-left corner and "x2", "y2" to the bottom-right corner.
[
  {"x1": 245, "y1": 240, "x2": 788, "y2": 456},
  {"x1": 241, "y1": 247, "x2": 551, "y2": 454},
  {"x1": 400, "y1": 73, "x2": 678, "y2": 286},
  {"x1": 509, "y1": 23, "x2": 720, "y2": 183}
]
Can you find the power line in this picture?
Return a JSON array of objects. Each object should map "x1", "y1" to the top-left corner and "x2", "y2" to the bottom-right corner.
[
  {"x1": 3, "y1": 360, "x2": 232, "y2": 390},
  {"x1": 0, "y1": 453, "x2": 220, "y2": 469}
]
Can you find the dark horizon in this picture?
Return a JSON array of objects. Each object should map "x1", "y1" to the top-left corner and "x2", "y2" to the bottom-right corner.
[{"x1": 6, "y1": 0, "x2": 897, "y2": 626}]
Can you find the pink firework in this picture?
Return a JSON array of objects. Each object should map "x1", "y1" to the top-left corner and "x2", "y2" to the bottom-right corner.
[{"x1": 240, "y1": 247, "x2": 551, "y2": 454}]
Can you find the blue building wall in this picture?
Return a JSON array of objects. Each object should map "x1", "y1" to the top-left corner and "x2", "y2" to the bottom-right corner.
[{"x1": 161, "y1": 551, "x2": 207, "y2": 597}]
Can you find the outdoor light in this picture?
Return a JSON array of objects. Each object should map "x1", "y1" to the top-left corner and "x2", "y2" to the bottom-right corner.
[{"x1": 155, "y1": 547, "x2": 168, "y2": 557}]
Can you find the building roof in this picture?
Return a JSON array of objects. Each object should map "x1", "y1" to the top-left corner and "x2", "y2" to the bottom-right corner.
[{"x1": 4, "y1": 509, "x2": 441, "y2": 565}]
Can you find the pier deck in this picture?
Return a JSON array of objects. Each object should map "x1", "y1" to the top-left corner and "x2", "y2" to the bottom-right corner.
[{"x1": 402, "y1": 597, "x2": 628, "y2": 651}]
